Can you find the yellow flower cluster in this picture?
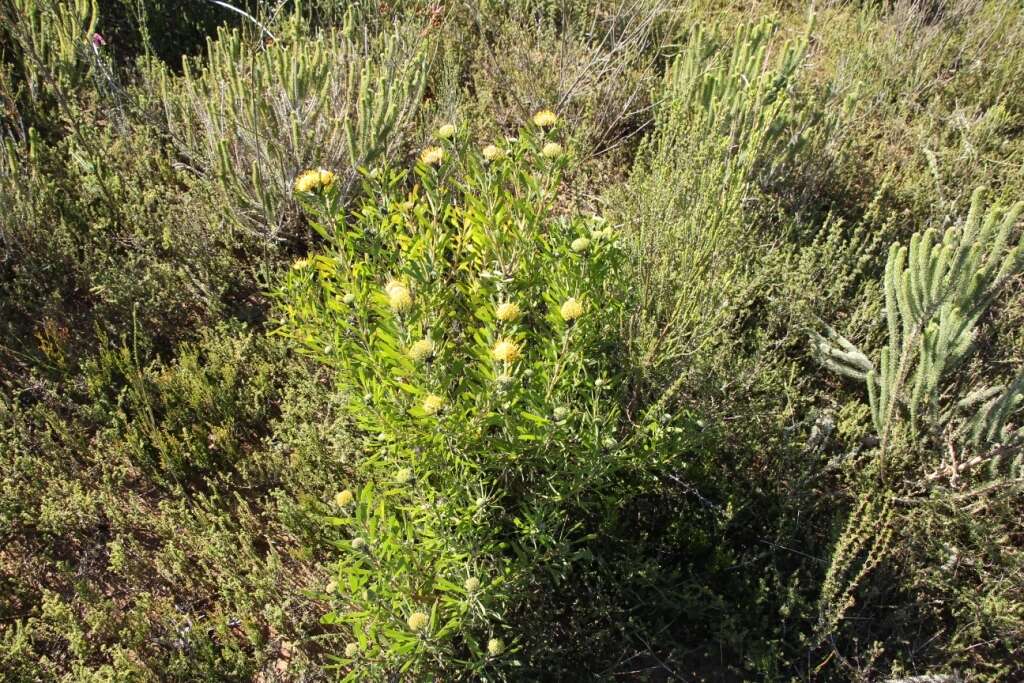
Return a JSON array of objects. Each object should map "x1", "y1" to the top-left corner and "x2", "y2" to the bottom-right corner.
[
  {"x1": 385, "y1": 280, "x2": 412, "y2": 311},
  {"x1": 422, "y1": 393, "x2": 444, "y2": 415},
  {"x1": 464, "y1": 576, "x2": 480, "y2": 592},
  {"x1": 395, "y1": 467, "x2": 413, "y2": 484},
  {"x1": 419, "y1": 146, "x2": 446, "y2": 166},
  {"x1": 408, "y1": 338, "x2": 435, "y2": 361},
  {"x1": 487, "y1": 638, "x2": 505, "y2": 656},
  {"x1": 560, "y1": 297, "x2": 583, "y2": 321},
  {"x1": 491, "y1": 338, "x2": 522, "y2": 363},
  {"x1": 294, "y1": 167, "x2": 337, "y2": 193},
  {"x1": 495, "y1": 301, "x2": 521, "y2": 322},
  {"x1": 334, "y1": 489, "x2": 354, "y2": 507},
  {"x1": 571, "y1": 237, "x2": 591, "y2": 253},
  {"x1": 541, "y1": 142, "x2": 563, "y2": 158},
  {"x1": 344, "y1": 642, "x2": 359, "y2": 658},
  {"x1": 407, "y1": 611, "x2": 429, "y2": 632},
  {"x1": 532, "y1": 109, "x2": 558, "y2": 127},
  {"x1": 482, "y1": 144, "x2": 506, "y2": 161},
  {"x1": 436, "y1": 123, "x2": 457, "y2": 140}
]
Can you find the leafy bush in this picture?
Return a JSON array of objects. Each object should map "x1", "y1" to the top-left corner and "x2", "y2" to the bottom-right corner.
[{"x1": 274, "y1": 117, "x2": 659, "y2": 677}]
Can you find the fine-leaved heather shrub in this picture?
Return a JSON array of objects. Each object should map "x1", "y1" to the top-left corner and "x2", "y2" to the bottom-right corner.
[
  {"x1": 0, "y1": 0, "x2": 99, "y2": 132},
  {"x1": 613, "y1": 15, "x2": 826, "y2": 395},
  {"x1": 152, "y1": 12, "x2": 427, "y2": 242},
  {"x1": 275, "y1": 116, "x2": 645, "y2": 678}
]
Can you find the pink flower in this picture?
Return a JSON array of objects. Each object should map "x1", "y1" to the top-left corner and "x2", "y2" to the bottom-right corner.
[{"x1": 91, "y1": 33, "x2": 106, "y2": 47}]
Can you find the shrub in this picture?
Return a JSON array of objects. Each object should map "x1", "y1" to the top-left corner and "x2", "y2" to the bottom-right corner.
[
  {"x1": 275, "y1": 118, "x2": 648, "y2": 677},
  {"x1": 0, "y1": 118, "x2": 250, "y2": 371},
  {"x1": 611, "y1": 15, "x2": 828, "y2": 397},
  {"x1": 151, "y1": 13, "x2": 427, "y2": 243}
]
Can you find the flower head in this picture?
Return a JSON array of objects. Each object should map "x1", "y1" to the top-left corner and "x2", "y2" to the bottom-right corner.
[
  {"x1": 291, "y1": 258, "x2": 310, "y2": 270},
  {"x1": 560, "y1": 297, "x2": 583, "y2": 321},
  {"x1": 395, "y1": 467, "x2": 414, "y2": 484},
  {"x1": 491, "y1": 338, "x2": 522, "y2": 363},
  {"x1": 482, "y1": 144, "x2": 506, "y2": 161},
  {"x1": 351, "y1": 536, "x2": 366, "y2": 550},
  {"x1": 294, "y1": 168, "x2": 337, "y2": 193},
  {"x1": 419, "y1": 146, "x2": 446, "y2": 166},
  {"x1": 495, "y1": 302, "x2": 521, "y2": 322},
  {"x1": 344, "y1": 642, "x2": 359, "y2": 658},
  {"x1": 464, "y1": 576, "x2": 481, "y2": 593},
  {"x1": 326, "y1": 580, "x2": 338, "y2": 593},
  {"x1": 571, "y1": 237, "x2": 591, "y2": 253},
  {"x1": 487, "y1": 638, "x2": 506, "y2": 656},
  {"x1": 342, "y1": 292, "x2": 356, "y2": 305},
  {"x1": 436, "y1": 123, "x2": 457, "y2": 140},
  {"x1": 553, "y1": 406, "x2": 569, "y2": 421},
  {"x1": 541, "y1": 142, "x2": 563, "y2": 159},
  {"x1": 334, "y1": 489, "x2": 354, "y2": 507},
  {"x1": 532, "y1": 109, "x2": 558, "y2": 128},
  {"x1": 408, "y1": 338, "x2": 435, "y2": 361},
  {"x1": 407, "y1": 611, "x2": 429, "y2": 632},
  {"x1": 422, "y1": 394, "x2": 444, "y2": 415},
  {"x1": 385, "y1": 280, "x2": 413, "y2": 311}
]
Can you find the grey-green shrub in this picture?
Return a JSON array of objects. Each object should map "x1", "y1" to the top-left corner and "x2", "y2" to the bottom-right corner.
[
  {"x1": 152, "y1": 13, "x2": 426, "y2": 241},
  {"x1": 613, "y1": 15, "x2": 825, "y2": 394}
]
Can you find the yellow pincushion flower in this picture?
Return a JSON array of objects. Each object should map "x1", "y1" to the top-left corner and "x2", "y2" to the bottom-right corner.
[
  {"x1": 482, "y1": 144, "x2": 506, "y2": 161},
  {"x1": 385, "y1": 280, "x2": 413, "y2": 311},
  {"x1": 407, "y1": 611, "x2": 429, "y2": 632},
  {"x1": 419, "y1": 146, "x2": 446, "y2": 166},
  {"x1": 541, "y1": 142, "x2": 563, "y2": 158},
  {"x1": 436, "y1": 123, "x2": 457, "y2": 140},
  {"x1": 491, "y1": 338, "x2": 522, "y2": 363},
  {"x1": 487, "y1": 638, "x2": 505, "y2": 656},
  {"x1": 294, "y1": 168, "x2": 337, "y2": 193},
  {"x1": 532, "y1": 109, "x2": 558, "y2": 127},
  {"x1": 571, "y1": 237, "x2": 591, "y2": 253},
  {"x1": 326, "y1": 579, "x2": 338, "y2": 593},
  {"x1": 464, "y1": 576, "x2": 480, "y2": 592},
  {"x1": 422, "y1": 394, "x2": 444, "y2": 415},
  {"x1": 334, "y1": 489, "x2": 354, "y2": 507},
  {"x1": 351, "y1": 536, "x2": 366, "y2": 550},
  {"x1": 495, "y1": 301, "x2": 521, "y2": 322},
  {"x1": 560, "y1": 297, "x2": 583, "y2": 321},
  {"x1": 344, "y1": 642, "x2": 359, "y2": 658},
  {"x1": 395, "y1": 467, "x2": 413, "y2": 484},
  {"x1": 408, "y1": 338, "x2": 435, "y2": 361}
]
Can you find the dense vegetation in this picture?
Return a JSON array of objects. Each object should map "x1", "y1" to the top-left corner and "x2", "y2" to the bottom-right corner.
[{"x1": 2, "y1": 0, "x2": 1023, "y2": 680}]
